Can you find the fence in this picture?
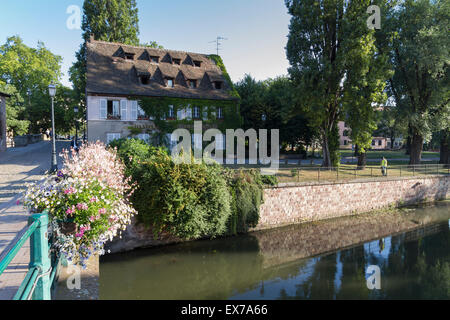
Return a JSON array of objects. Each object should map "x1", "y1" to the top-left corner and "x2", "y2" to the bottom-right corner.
[
  {"x1": 0, "y1": 211, "x2": 60, "y2": 300},
  {"x1": 229, "y1": 163, "x2": 450, "y2": 184}
]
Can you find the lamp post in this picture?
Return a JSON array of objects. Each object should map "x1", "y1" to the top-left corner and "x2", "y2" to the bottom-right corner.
[
  {"x1": 74, "y1": 106, "x2": 79, "y2": 148},
  {"x1": 48, "y1": 84, "x2": 57, "y2": 172}
]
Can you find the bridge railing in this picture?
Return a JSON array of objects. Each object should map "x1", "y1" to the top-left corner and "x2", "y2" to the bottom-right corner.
[{"x1": 0, "y1": 211, "x2": 60, "y2": 300}]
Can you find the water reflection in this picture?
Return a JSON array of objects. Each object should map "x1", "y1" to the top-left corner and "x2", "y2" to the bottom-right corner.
[{"x1": 100, "y1": 202, "x2": 450, "y2": 300}]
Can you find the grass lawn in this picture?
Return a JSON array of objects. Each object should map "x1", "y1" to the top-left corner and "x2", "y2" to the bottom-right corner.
[{"x1": 338, "y1": 149, "x2": 440, "y2": 159}]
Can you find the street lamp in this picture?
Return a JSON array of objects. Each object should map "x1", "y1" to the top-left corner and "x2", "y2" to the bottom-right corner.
[
  {"x1": 48, "y1": 84, "x2": 57, "y2": 172},
  {"x1": 74, "y1": 106, "x2": 79, "y2": 148}
]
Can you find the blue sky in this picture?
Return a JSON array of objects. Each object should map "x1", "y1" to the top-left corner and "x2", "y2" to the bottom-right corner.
[{"x1": 0, "y1": 0, "x2": 291, "y2": 88}]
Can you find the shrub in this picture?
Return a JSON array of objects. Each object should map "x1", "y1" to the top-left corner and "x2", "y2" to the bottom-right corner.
[
  {"x1": 261, "y1": 175, "x2": 278, "y2": 186},
  {"x1": 113, "y1": 141, "x2": 266, "y2": 239},
  {"x1": 225, "y1": 169, "x2": 264, "y2": 235},
  {"x1": 125, "y1": 148, "x2": 232, "y2": 240}
]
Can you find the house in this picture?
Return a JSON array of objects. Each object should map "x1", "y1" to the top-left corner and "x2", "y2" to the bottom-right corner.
[
  {"x1": 0, "y1": 92, "x2": 10, "y2": 152},
  {"x1": 338, "y1": 121, "x2": 403, "y2": 150},
  {"x1": 85, "y1": 38, "x2": 240, "y2": 149}
]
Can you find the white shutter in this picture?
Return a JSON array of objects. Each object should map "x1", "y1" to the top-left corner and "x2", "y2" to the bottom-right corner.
[
  {"x1": 177, "y1": 108, "x2": 184, "y2": 120},
  {"x1": 100, "y1": 99, "x2": 107, "y2": 119},
  {"x1": 131, "y1": 101, "x2": 138, "y2": 120},
  {"x1": 120, "y1": 100, "x2": 127, "y2": 120},
  {"x1": 202, "y1": 107, "x2": 208, "y2": 120},
  {"x1": 186, "y1": 106, "x2": 192, "y2": 120}
]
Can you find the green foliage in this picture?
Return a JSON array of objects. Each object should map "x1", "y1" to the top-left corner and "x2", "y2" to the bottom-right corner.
[
  {"x1": 383, "y1": 0, "x2": 449, "y2": 164},
  {"x1": 0, "y1": 36, "x2": 67, "y2": 135},
  {"x1": 235, "y1": 75, "x2": 317, "y2": 151},
  {"x1": 285, "y1": 0, "x2": 394, "y2": 167},
  {"x1": 224, "y1": 169, "x2": 264, "y2": 235},
  {"x1": 112, "y1": 140, "x2": 266, "y2": 239},
  {"x1": 207, "y1": 54, "x2": 240, "y2": 98},
  {"x1": 127, "y1": 126, "x2": 143, "y2": 136},
  {"x1": 137, "y1": 96, "x2": 242, "y2": 138},
  {"x1": 261, "y1": 175, "x2": 278, "y2": 186}
]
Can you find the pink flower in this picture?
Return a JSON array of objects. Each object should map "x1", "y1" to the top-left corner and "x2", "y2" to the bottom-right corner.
[
  {"x1": 64, "y1": 187, "x2": 75, "y2": 195},
  {"x1": 98, "y1": 208, "x2": 107, "y2": 215},
  {"x1": 89, "y1": 197, "x2": 97, "y2": 203},
  {"x1": 89, "y1": 216, "x2": 96, "y2": 222},
  {"x1": 76, "y1": 203, "x2": 88, "y2": 211},
  {"x1": 16, "y1": 199, "x2": 20, "y2": 206}
]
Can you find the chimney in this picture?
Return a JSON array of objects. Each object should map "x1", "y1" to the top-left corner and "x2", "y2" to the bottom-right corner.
[{"x1": 89, "y1": 34, "x2": 95, "y2": 42}]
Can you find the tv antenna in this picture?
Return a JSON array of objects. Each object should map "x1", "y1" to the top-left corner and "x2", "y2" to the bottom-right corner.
[{"x1": 209, "y1": 36, "x2": 228, "y2": 55}]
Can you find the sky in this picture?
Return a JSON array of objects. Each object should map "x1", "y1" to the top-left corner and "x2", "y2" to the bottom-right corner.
[{"x1": 0, "y1": 0, "x2": 292, "y2": 88}]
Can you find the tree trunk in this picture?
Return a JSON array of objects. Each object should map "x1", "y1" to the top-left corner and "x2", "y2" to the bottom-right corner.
[
  {"x1": 355, "y1": 144, "x2": 367, "y2": 170},
  {"x1": 409, "y1": 131, "x2": 423, "y2": 165},
  {"x1": 390, "y1": 132, "x2": 395, "y2": 150},
  {"x1": 440, "y1": 130, "x2": 450, "y2": 167},
  {"x1": 322, "y1": 134, "x2": 331, "y2": 168},
  {"x1": 405, "y1": 135, "x2": 411, "y2": 155}
]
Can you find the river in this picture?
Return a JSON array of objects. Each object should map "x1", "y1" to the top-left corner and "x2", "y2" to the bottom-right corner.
[{"x1": 99, "y1": 201, "x2": 450, "y2": 299}]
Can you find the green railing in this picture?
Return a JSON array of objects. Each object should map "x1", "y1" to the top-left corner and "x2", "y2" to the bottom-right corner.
[{"x1": 0, "y1": 211, "x2": 60, "y2": 300}]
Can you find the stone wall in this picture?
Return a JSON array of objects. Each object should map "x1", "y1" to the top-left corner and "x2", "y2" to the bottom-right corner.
[
  {"x1": 254, "y1": 175, "x2": 449, "y2": 231},
  {"x1": 106, "y1": 175, "x2": 449, "y2": 254}
]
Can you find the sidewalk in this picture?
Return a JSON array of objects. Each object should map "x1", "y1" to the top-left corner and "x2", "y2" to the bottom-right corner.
[{"x1": 0, "y1": 141, "x2": 69, "y2": 299}]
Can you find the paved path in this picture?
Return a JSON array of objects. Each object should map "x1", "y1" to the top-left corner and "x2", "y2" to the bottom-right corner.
[{"x1": 0, "y1": 141, "x2": 69, "y2": 300}]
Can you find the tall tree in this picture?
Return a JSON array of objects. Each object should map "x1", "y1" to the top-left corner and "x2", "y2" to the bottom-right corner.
[
  {"x1": 285, "y1": 0, "x2": 392, "y2": 167},
  {"x1": 384, "y1": 0, "x2": 449, "y2": 164},
  {"x1": 0, "y1": 36, "x2": 62, "y2": 134},
  {"x1": 69, "y1": 0, "x2": 141, "y2": 118}
]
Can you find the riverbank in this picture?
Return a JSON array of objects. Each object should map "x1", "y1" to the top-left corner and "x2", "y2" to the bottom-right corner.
[{"x1": 105, "y1": 175, "x2": 449, "y2": 254}]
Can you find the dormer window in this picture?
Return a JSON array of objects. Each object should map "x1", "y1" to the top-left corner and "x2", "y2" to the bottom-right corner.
[
  {"x1": 124, "y1": 53, "x2": 135, "y2": 60},
  {"x1": 150, "y1": 56, "x2": 159, "y2": 63},
  {"x1": 173, "y1": 58, "x2": 181, "y2": 65},
  {"x1": 213, "y1": 81, "x2": 222, "y2": 90},
  {"x1": 188, "y1": 80, "x2": 197, "y2": 89},
  {"x1": 193, "y1": 60, "x2": 202, "y2": 67},
  {"x1": 140, "y1": 75, "x2": 150, "y2": 85},
  {"x1": 166, "y1": 78, "x2": 174, "y2": 88}
]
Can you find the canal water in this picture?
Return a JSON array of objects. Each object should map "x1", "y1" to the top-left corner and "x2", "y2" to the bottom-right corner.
[{"x1": 100, "y1": 201, "x2": 450, "y2": 300}]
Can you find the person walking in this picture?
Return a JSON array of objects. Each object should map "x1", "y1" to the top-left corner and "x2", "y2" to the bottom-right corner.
[{"x1": 381, "y1": 157, "x2": 388, "y2": 176}]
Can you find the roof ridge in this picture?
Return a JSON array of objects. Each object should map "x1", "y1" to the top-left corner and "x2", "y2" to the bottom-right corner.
[{"x1": 89, "y1": 39, "x2": 213, "y2": 58}]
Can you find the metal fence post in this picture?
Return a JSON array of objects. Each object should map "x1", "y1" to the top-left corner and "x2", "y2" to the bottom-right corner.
[{"x1": 28, "y1": 213, "x2": 51, "y2": 300}]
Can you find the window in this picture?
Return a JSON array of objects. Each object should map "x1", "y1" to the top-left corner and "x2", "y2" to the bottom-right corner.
[
  {"x1": 193, "y1": 60, "x2": 202, "y2": 67},
  {"x1": 343, "y1": 129, "x2": 349, "y2": 137},
  {"x1": 168, "y1": 105, "x2": 175, "y2": 119},
  {"x1": 261, "y1": 114, "x2": 267, "y2": 121},
  {"x1": 167, "y1": 78, "x2": 174, "y2": 88},
  {"x1": 124, "y1": 53, "x2": 135, "y2": 60},
  {"x1": 344, "y1": 140, "x2": 348, "y2": 145},
  {"x1": 213, "y1": 81, "x2": 222, "y2": 90},
  {"x1": 150, "y1": 56, "x2": 159, "y2": 63},
  {"x1": 217, "y1": 107, "x2": 223, "y2": 119},
  {"x1": 188, "y1": 80, "x2": 197, "y2": 89},
  {"x1": 107, "y1": 133, "x2": 121, "y2": 144},
  {"x1": 372, "y1": 140, "x2": 376, "y2": 146},
  {"x1": 193, "y1": 106, "x2": 200, "y2": 119},
  {"x1": 202, "y1": 107, "x2": 208, "y2": 120},
  {"x1": 107, "y1": 101, "x2": 120, "y2": 120},
  {"x1": 378, "y1": 140, "x2": 382, "y2": 146},
  {"x1": 137, "y1": 105, "x2": 148, "y2": 120},
  {"x1": 140, "y1": 75, "x2": 150, "y2": 85},
  {"x1": 173, "y1": 58, "x2": 181, "y2": 65}
]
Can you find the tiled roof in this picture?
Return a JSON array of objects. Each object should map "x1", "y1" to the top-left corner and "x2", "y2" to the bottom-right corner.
[{"x1": 86, "y1": 40, "x2": 238, "y2": 101}]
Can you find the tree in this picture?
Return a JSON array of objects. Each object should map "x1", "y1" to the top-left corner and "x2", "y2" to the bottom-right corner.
[
  {"x1": 384, "y1": 0, "x2": 449, "y2": 165},
  {"x1": 0, "y1": 36, "x2": 62, "y2": 135},
  {"x1": 235, "y1": 75, "x2": 316, "y2": 154},
  {"x1": 285, "y1": 0, "x2": 392, "y2": 167}
]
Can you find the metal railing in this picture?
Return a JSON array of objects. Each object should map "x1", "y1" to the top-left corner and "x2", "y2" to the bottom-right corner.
[
  {"x1": 228, "y1": 163, "x2": 450, "y2": 184},
  {"x1": 0, "y1": 211, "x2": 60, "y2": 300}
]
